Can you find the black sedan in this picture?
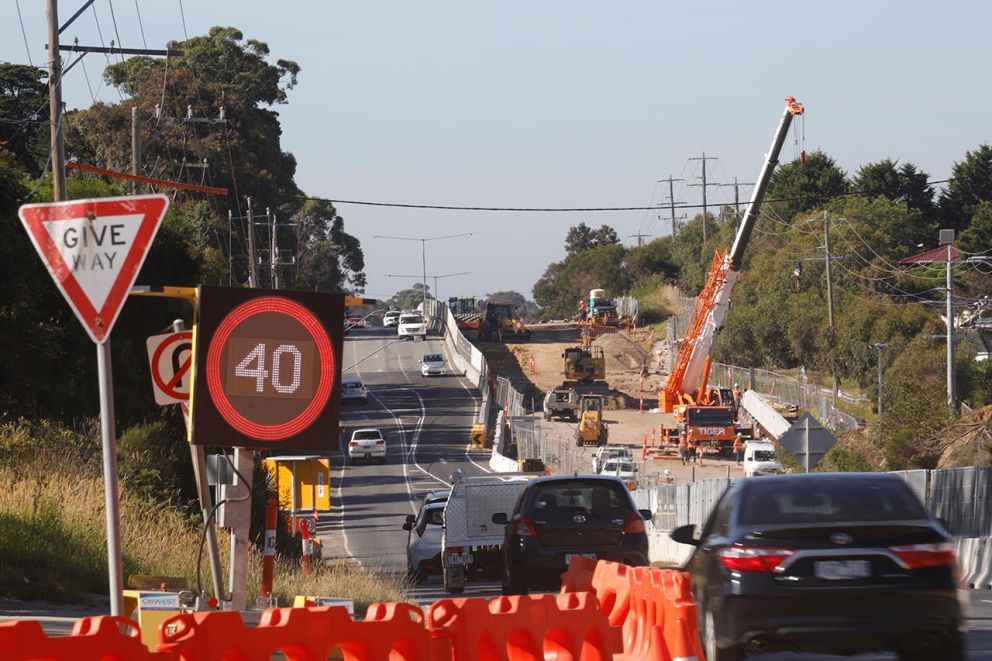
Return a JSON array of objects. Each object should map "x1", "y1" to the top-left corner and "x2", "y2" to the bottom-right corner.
[
  {"x1": 493, "y1": 475, "x2": 651, "y2": 594},
  {"x1": 672, "y1": 473, "x2": 964, "y2": 660}
]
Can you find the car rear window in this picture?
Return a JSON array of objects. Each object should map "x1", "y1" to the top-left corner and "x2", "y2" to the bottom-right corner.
[
  {"x1": 527, "y1": 480, "x2": 631, "y2": 516},
  {"x1": 343, "y1": 381, "x2": 362, "y2": 389},
  {"x1": 352, "y1": 430, "x2": 381, "y2": 440},
  {"x1": 401, "y1": 315, "x2": 423, "y2": 324},
  {"x1": 739, "y1": 478, "x2": 928, "y2": 526},
  {"x1": 751, "y1": 450, "x2": 776, "y2": 462}
]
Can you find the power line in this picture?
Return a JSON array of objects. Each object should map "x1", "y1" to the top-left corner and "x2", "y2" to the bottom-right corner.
[
  {"x1": 178, "y1": 0, "x2": 189, "y2": 39},
  {"x1": 133, "y1": 0, "x2": 148, "y2": 49},
  {"x1": 106, "y1": 0, "x2": 126, "y2": 63},
  {"x1": 288, "y1": 180, "x2": 954, "y2": 214},
  {"x1": 14, "y1": 0, "x2": 34, "y2": 67}
]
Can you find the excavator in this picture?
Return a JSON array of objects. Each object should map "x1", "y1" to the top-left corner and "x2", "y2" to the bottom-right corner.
[{"x1": 660, "y1": 97, "x2": 805, "y2": 455}]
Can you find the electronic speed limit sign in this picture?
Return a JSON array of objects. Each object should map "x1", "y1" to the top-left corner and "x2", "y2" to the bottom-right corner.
[{"x1": 190, "y1": 286, "x2": 344, "y2": 450}]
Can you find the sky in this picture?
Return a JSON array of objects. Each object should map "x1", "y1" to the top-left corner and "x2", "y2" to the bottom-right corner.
[{"x1": 4, "y1": 1, "x2": 991, "y2": 301}]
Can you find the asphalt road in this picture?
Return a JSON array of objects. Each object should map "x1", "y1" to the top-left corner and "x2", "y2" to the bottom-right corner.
[{"x1": 320, "y1": 327, "x2": 496, "y2": 588}]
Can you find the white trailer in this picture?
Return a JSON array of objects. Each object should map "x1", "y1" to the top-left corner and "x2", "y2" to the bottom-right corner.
[{"x1": 441, "y1": 472, "x2": 538, "y2": 593}]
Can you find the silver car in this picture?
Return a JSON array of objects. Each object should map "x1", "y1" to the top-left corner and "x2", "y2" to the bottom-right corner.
[
  {"x1": 420, "y1": 353, "x2": 447, "y2": 377},
  {"x1": 404, "y1": 501, "x2": 445, "y2": 582},
  {"x1": 341, "y1": 378, "x2": 368, "y2": 404}
]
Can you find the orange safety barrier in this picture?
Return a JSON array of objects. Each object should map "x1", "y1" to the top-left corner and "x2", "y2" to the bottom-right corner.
[
  {"x1": 0, "y1": 615, "x2": 168, "y2": 661},
  {"x1": 428, "y1": 592, "x2": 623, "y2": 661},
  {"x1": 560, "y1": 560, "x2": 703, "y2": 661},
  {"x1": 158, "y1": 602, "x2": 433, "y2": 661}
]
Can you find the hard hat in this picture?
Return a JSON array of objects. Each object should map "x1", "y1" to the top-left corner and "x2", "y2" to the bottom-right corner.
[{"x1": 664, "y1": 469, "x2": 671, "y2": 476}]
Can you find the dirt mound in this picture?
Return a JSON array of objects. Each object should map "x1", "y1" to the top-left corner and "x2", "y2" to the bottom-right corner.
[
  {"x1": 593, "y1": 333, "x2": 648, "y2": 372},
  {"x1": 936, "y1": 405, "x2": 992, "y2": 468}
]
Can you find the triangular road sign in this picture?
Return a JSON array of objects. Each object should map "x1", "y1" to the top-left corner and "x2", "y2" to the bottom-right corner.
[{"x1": 18, "y1": 194, "x2": 170, "y2": 343}]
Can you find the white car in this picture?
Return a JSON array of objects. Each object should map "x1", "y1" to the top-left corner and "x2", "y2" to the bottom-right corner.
[
  {"x1": 383, "y1": 310, "x2": 401, "y2": 328},
  {"x1": 420, "y1": 353, "x2": 447, "y2": 377},
  {"x1": 599, "y1": 458, "x2": 638, "y2": 488},
  {"x1": 347, "y1": 428, "x2": 386, "y2": 465},
  {"x1": 743, "y1": 439, "x2": 783, "y2": 477},
  {"x1": 397, "y1": 313, "x2": 427, "y2": 339},
  {"x1": 591, "y1": 445, "x2": 633, "y2": 473},
  {"x1": 341, "y1": 378, "x2": 368, "y2": 404}
]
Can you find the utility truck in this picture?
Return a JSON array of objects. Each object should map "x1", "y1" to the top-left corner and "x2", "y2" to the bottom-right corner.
[{"x1": 441, "y1": 472, "x2": 540, "y2": 594}]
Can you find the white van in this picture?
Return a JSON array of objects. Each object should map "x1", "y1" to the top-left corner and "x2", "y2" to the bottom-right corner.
[{"x1": 743, "y1": 440, "x2": 783, "y2": 477}]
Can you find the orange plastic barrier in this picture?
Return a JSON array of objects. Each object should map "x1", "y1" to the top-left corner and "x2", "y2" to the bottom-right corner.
[
  {"x1": 157, "y1": 602, "x2": 433, "y2": 661},
  {"x1": 428, "y1": 592, "x2": 623, "y2": 661},
  {"x1": 560, "y1": 561, "x2": 703, "y2": 661},
  {"x1": 0, "y1": 615, "x2": 168, "y2": 661}
]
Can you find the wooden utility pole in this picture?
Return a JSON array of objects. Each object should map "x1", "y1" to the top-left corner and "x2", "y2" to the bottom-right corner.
[
  {"x1": 658, "y1": 175, "x2": 684, "y2": 237},
  {"x1": 943, "y1": 232, "x2": 956, "y2": 408},
  {"x1": 245, "y1": 197, "x2": 258, "y2": 287},
  {"x1": 46, "y1": 0, "x2": 66, "y2": 201},
  {"x1": 823, "y1": 211, "x2": 838, "y2": 401},
  {"x1": 131, "y1": 107, "x2": 141, "y2": 194},
  {"x1": 627, "y1": 233, "x2": 651, "y2": 246},
  {"x1": 688, "y1": 153, "x2": 719, "y2": 242}
]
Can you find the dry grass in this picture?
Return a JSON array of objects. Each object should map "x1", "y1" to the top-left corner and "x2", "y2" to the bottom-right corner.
[
  {"x1": 0, "y1": 447, "x2": 407, "y2": 610},
  {"x1": 637, "y1": 284, "x2": 683, "y2": 324}
]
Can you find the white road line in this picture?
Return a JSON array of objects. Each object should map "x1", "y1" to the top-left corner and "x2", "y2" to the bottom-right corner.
[
  {"x1": 409, "y1": 389, "x2": 452, "y2": 488},
  {"x1": 333, "y1": 336, "x2": 364, "y2": 569}
]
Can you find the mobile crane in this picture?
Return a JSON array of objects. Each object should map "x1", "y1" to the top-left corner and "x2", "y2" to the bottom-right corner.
[{"x1": 660, "y1": 97, "x2": 805, "y2": 454}]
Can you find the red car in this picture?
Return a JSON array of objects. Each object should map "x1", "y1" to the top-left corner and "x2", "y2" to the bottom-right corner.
[{"x1": 346, "y1": 313, "x2": 366, "y2": 329}]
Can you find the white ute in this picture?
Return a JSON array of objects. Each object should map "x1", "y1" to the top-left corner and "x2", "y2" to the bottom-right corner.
[{"x1": 743, "y1": 439, "x2": 783, "y2": 477}]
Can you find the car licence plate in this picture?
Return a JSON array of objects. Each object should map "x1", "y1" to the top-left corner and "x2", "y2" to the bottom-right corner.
[
  {"x1": 814, "y1": 559, "x2": 871, "y2": 580},
  {"x1": 565, "y1": 553, "x2": 596, "y2": 565},
  {"x1": 445, "y1": 553, "x2": 473, "y2": 567}
]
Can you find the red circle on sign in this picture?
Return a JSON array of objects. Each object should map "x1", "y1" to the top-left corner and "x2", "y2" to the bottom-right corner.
[
  {"x1": 205, "y1": 297, "x2": 335, "y2": 441},
  {"x1": 151, "y1": 331, "x2": 193, "y2": 400}
]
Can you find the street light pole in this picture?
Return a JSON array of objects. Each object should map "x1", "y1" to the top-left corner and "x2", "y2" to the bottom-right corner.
[
  {"x1": 375, "y1": 233, "x2": 473, "y2": 305},
  {"x1": 385, "y1": 272, "x2": 471, "y2": 302}
]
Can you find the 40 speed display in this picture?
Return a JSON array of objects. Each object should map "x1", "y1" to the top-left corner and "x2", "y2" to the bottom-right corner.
[{"x1": 190, "y1": 286, "x2": 344, "y2": 451}]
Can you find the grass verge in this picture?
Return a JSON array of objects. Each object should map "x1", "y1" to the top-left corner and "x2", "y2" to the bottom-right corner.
[{"x1": 0, "y1": 429, "x2": 406, "y2": 611}]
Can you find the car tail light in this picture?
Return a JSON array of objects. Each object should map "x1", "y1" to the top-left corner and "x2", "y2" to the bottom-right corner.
[
  {"x1": 512, "y1": 515, "x2": 537, "y2": 537},
  {"x1": 349, "y1": 441, "x2": 358, "y2": 447},
  {"x1": 623, "y1": 511, "x2": 645, "y2": 534},
  {"x1": 375, "y1": 440, "x2": 385, "y2": 445},
  {"x1": 890, "y1": 542, "x2": 956, "y2": 569},
  {"x1": 449, "y1": 546, "x2": 464, "y2": 554},
  {"x1": 718, "y1": 545, "x2": 794, "y2": 572}
]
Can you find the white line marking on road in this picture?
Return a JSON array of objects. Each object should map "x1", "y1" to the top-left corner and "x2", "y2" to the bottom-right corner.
[
  {"x1": 370, "y1": 391, "x2": 420, "y2": 514},
  {"x1": 443, "y1": 345, "x2": 491, "y2": 474}
]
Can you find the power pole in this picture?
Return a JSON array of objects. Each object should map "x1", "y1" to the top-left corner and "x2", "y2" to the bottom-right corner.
[
  {"x1": 46, "y1": 0, "x2": 66, "y2": 201},
  {"x1": 942, "y1": 230, "x2": 956, "y2": 408},
  {"x1": 627, "y1": 233, "x2": 651, "y2": 246},
  {"x1": 270, "y1": 211, "x2": 279, "y2": 290},
  {"x1": 658, "y1": 175, "x2": 684, "y2": 237},
  {"x1": 245, "y1": 197, "x2": 258, "y2": 287},
  {"x1": 688, "y1": 153, "x2": 719, "y2": 242},
  {"x1": 871, "y1": 343, "x2": 888, "y2": 418},
  {"x1": 824, "y1": 211, "x2": 838, "y2": 401},
  {"x1": 131, "y1": 107, "x2": 141, "y2": 194},
  {"x1": 720, "y1": 178, "x2": 755, "y2": 233}
]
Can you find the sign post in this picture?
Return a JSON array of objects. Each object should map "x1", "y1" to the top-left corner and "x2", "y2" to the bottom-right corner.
[{"x1": 18, "y1": 194, "x2": 169, "y2": 615}]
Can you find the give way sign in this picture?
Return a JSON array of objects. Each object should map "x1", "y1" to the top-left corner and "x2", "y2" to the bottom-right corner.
[{"x1": 18, "y1": 194, "x2": 169, "y2": 343}]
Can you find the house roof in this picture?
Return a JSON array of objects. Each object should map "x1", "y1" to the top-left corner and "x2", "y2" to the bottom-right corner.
[{"x1": 899, "y1": 245, "x2": 960, "y2": 265}]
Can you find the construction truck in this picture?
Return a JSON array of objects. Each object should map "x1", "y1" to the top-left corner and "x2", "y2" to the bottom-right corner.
[
  {"x1": 587, "y1": 289, "x2": 619, "y2": 325},
  {"x1": 575, "y1": 394, "x2": 608, "y2": 447},
  {"x1": 480, "y1": 302, "x2": 531, "y2": 342},
  {"x1": 448, "y1": 297, "x2": 482, "y2": 331},
  {"x1": 659, "y1": 97, "x2": 805, "y2": 456}
]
